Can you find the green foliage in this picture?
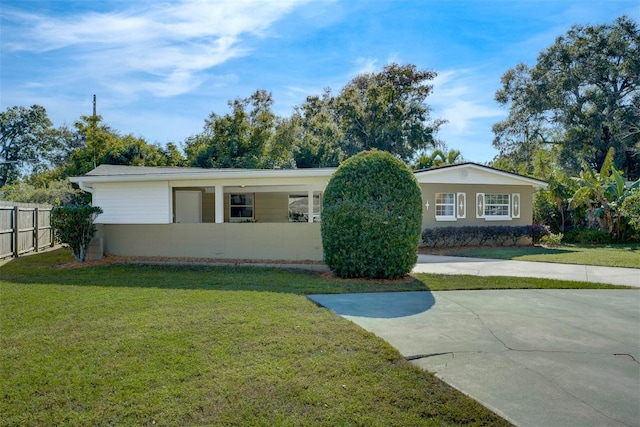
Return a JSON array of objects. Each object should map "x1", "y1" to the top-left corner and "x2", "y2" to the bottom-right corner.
[
  {"x1": 291, "y1": 90, "x2": 346, "y2": 168},
  {"x1": 51, "y1": 205, "x2": 103, "y2": 262},
  {"x1": 321, "y1": 151, "x2": 422, "y2": 279},
  {"x1": 563, "y1": 228, "x2": 615, "y2": 244},
  {"x1": 185, "y1": 64, "x2": 443, "y2": 169},
  {"x1": 64, "y1": 115, "x2": 185, "y2": 178},
  {"x1": 184, "y1": 90, "x2": 294, "y2": 169},
  {"x1": 533, "y1": 190, "x2": 562, "y2": 231},
  {"x1": 571, "y1": 148, "x2": 640, "y2": 239},
  {"x1": 620, "y1": 188, "x2": 640, "y2": 235},
  {"x1": 421, "y1": 225, "x2": 549, "y2": 248},
  {"x1": 412, "y1": 148, "x2": 463, "y2": 170},
  {"x1": 0, "y1": 105, "x2": 56, "y2": 186},
  {"x1": 0, "y1": 179, "x2": 83, "y2": 205},
  {"x1": 539, "y1": 233, "x2": 564, "y2": 247},
  {"x1": 335, "y1": 63, "x2": 444, "y2": 162},
  {"x1": 493, "y1": 16, "x2": 640, "y2": 179},
  {"x1": 533, "y1": 171, "x2": 577, "y2": 232}
]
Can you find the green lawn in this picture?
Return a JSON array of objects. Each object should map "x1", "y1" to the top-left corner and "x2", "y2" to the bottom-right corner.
[
  {"x1": 1, "y1": 250, "x2": 508, "y2": 427},
  {"x1": 434, "y1": 244, "x2": 640, "y2": 268},
  {"x1": 2, "y1": 248, "x2": 634, "y2": 426}
]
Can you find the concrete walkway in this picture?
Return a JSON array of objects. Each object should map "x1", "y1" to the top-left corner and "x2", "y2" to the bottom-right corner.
[
  {"x1": 308, "y1": 290, "x2": 640, "y2": 427},
  {"x1": 414, "y1": 254, "x2": 640, "y2": 287}
]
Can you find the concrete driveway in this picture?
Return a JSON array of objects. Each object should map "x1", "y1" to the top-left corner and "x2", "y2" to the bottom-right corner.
[
  {"x1": 415, "y1": 254, "x2": 640, "y2": 287},
  {"x1": 308, "y1": 290, "x2": 640, "y2": 427}
]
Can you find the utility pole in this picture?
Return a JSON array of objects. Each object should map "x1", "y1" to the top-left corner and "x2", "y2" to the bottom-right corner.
[{"x1": 92, "y1": 95, "x2": 97, "y2": 168}]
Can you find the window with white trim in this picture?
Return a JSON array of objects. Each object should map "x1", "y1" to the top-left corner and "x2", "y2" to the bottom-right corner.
[
  {"x1": 435, "y1": 193, "x2": 456, "y2": 220},
  {"x1": 485, "y1": 194, "x2": 510, "y2": 217},
  {"x1": 481, "y1": 193, "x2": 510, "y2": 219},
  {"x1": 434, "y1": 192, "x2": 466, "y2": 221},
  {"x1": 229, "y1": 194, "x2": 254, "y2": 221}
]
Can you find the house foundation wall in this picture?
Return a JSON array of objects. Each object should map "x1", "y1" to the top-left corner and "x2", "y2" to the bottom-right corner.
[{"x1": 96, "y1": 223, "x2": 323, "y2": 261}]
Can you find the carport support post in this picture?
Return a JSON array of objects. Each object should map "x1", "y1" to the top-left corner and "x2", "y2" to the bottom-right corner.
[
  {"x1": 308, "y1": 190, "x2": 314, "y2": 223},
  {"x1": 215, "y1": 185, "x2": 224, "y2": 224}
]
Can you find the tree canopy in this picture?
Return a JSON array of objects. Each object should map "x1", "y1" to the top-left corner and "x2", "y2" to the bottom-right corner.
[
  {"x1": 493, "y1": 16, "x2": 639, "y2": 179},
  {"x1": 185, "y1": 63, "x2": 443, "y2": 169},
  {"x1": 0, "y1": 105, "x2": 55, "y2": 186}
]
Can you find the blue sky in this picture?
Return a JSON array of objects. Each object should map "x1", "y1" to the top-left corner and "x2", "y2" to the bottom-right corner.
[{"x1": 1, "y1": 0, "x2": 638, "y2": 163}]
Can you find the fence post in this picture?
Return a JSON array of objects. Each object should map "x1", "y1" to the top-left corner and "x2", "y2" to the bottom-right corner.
[
  {"x1": 34, "y1": 208, "x2": 39, "y2": 252},
  {"x1": 50, "y1": 208, "x2": 55, "y2": 247},
  {"x1": 13, "y1": 206, "x2": 19, "y2": 258}
]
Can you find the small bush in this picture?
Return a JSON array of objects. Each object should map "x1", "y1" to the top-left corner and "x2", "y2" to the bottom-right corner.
[
  {"x1": 51, "y1": 205, "x2": 103, "y2": 262},
  {"x1": 620, "y1": 189, "x2": 640, "y2": 236},
  {"x1": 321, "y1": 151, "x2": 422, "y2": 279},
  {"x1": 540, "y1": 232, "x2": 563, "y2": 247},
  {"x1": 563, "y1": 228, "x2": 614, "y2": 244}
]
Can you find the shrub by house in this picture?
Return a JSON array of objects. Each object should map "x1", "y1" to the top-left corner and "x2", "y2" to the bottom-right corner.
[{"x1": 321, "y1": 150, "x2": 422, "y2": 279}]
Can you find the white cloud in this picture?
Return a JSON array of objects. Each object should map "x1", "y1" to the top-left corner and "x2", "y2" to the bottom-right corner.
[
  {"x1": 431, "y1": 68, "x2": 504, "y2": 133},
  {"x1": 2, "y1": 0, "x2": 309, "y2": 98}
]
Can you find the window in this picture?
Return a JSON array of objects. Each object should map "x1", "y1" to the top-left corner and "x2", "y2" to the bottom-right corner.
[
  {"x1": 230, "y1": 194, "x2": 253, "y2": 221},
  {"x1": 288, "y1": 194, "x2": 321, "y2": 222},
  {"x1": 476, "y1": 193, "x2": 519, "y2": 220},
  {"x1": 483, "y1": 194, "x2": 510, "y2": 218},
  {"x1": 435, "y1": 193, "x2": 456, "y2": 220},
  {"x1": 434, "y1": 192, "x2": 466, "y2": 221}
]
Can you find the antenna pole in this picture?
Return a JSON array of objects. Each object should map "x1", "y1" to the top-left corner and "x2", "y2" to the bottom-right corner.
[{"x1": 93, "y1": 94, "x2": 97, "y2": 117}]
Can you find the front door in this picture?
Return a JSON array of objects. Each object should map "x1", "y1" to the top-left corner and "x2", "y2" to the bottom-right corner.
[{"x1": 175, "y1": 191, "x2": 202, "y2": 223}]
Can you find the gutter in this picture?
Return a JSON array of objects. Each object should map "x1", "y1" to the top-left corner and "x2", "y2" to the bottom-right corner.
[{"x1": 77, "y1": 181, "x2": 93, "y2": 194}]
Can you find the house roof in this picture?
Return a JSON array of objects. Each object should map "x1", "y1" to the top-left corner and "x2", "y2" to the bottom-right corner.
[
  {"x1": 71, "y1": 162, "x2": 547, "y2": 188},
  {"x1": 72, "y1": 164, "x2": 337, "y2": 183},
  {"x1": 413, "y1": 162, "x2": 547, "y2": 187}
]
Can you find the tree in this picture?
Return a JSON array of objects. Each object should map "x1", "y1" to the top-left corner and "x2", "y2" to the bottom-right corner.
[
  {"x1": 51, "y1": 205, "x2": 103, "y2": 262},
  {"x1": 185, "y1": 90, "x2": 290, "y2": 169},
  {"x1": 0, "y1": 179, "x2": 83, "y2": 205},
  {"x1": 321, "y1": 150, "x2": 423, "y2": 279},
  {"x1": 335, "y1": 63, "x2": 444, "y2": 162},
  {"x1": 493, "y1": 16, "x2": 640, "y2": 178},
  {"x1": 413, "y1": 148, "x2": 463, "y2": 169},
  {"x1": 292, "y1": 90, "x2": 345, "y2": 168},
  {"x1": 62, "y1": 115, "x2": 184, "y2": 178},
  {"x1": 0, "y1": 105, "x2": 57, "y2": 187}
]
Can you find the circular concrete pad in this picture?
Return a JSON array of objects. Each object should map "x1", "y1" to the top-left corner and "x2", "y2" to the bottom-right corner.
[{"x1": 308, "y1": 290, "x2": 640, "y2": 427}]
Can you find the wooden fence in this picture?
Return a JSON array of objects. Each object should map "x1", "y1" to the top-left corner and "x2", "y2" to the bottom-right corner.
[{"x1": 0, "y1": 202, "x2": 55, "y2": 259}]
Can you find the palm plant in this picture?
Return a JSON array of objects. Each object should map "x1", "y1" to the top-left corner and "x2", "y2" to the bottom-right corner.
[{"x1": 570, "y1": 148, "x2": 640, "y2": 239}]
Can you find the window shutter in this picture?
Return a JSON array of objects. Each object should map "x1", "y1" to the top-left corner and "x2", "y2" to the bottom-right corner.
[
  {"x1": 512, "y1": 193, "x2": 521, "y2": 218},
  {"x1": 476, "y1": 193, "x2": 485, "y2": 218},
  {"x1": 456, "y1": 192, "x2": 466, "y2": 219}
]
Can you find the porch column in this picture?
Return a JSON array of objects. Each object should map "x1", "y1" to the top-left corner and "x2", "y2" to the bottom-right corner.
[
  {"x1": 215, "y1": 185, "x2": 224, "y2": 223},
  {"x1": 308, "y1": 190, "x2": 314, "y2": 223}
]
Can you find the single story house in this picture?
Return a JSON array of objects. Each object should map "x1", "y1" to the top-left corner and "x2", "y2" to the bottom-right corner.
[{"x1": 70, "y1": 163, "x2": 547, "y2": 261}]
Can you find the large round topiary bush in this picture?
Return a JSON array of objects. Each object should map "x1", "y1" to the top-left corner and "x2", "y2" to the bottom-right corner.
[{"x1": 321, "y1": 150, "x2": 423, "y2": 279}]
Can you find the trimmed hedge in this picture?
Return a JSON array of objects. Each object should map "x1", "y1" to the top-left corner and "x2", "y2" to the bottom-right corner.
[
  {"x1": 321, "y1": 151, "x2": 422, "y2": 279},
  {"x1": 421, "y1": 225, "x2": 549, "y2": 248}
]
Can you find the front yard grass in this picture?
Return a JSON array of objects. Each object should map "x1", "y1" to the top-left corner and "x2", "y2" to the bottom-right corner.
[
  {"x1": 431, "y1": 244, "x2": 640, "y2": 269},
  {"x1": 1, "y1": 250, "x2": 508, "y2": 426},
  {"x1": 2, "y1": 248, "x2": 634, "y2": 426}
]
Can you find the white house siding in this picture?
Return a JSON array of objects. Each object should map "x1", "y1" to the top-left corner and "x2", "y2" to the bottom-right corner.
[
  {"x1": 96, "y1": 223, "x2": 323, "y2": 261},
  {"x1": 93, "y1": 181, "x2": 171, "y2": 224}
]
